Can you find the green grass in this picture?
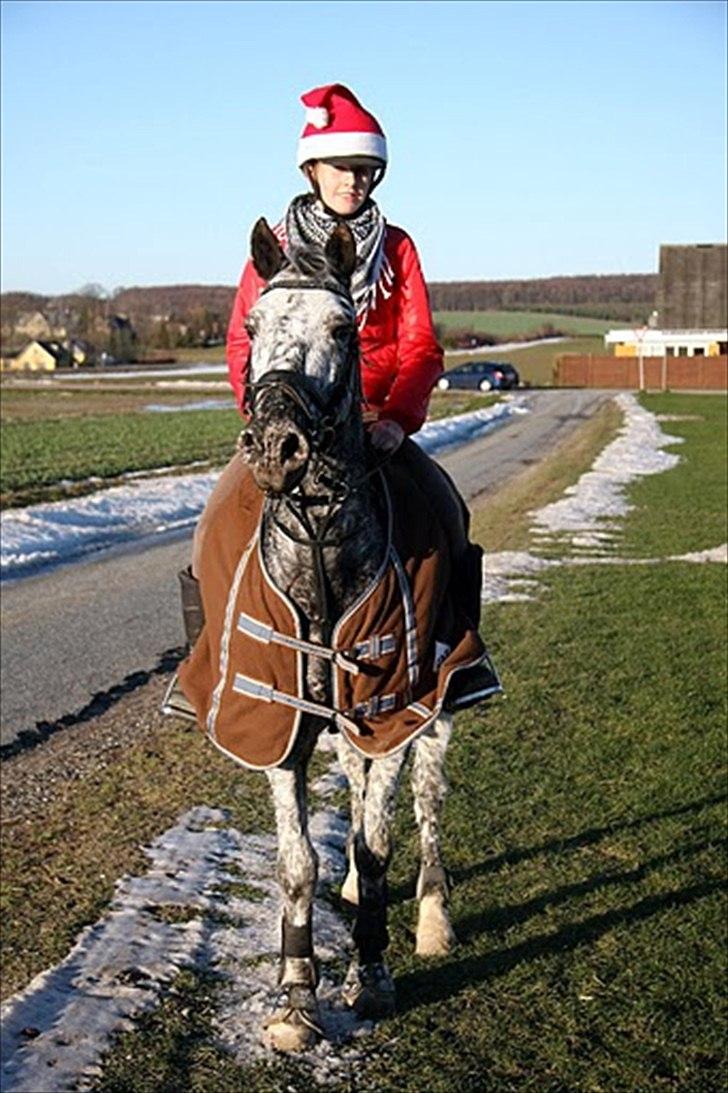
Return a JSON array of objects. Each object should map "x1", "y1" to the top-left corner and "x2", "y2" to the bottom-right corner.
[
  {"x1": 0, "y1": 409, "x2": 242, "y2": 507},
  {"x1": 0, "y1": 385, "x2": 232, "y2": 422},
  {"x1": 0, "y1": 390, "x2": 501, "y2": 508},
  {"x1": 619, "y1": 394, "x2": 727, "y2": 558},
  {"x1": 86, "y1": 393, "x2": 727, "y2": 1091},
  {"x1": 435, "y1": 310, "x2": 611, "y2": 337}
]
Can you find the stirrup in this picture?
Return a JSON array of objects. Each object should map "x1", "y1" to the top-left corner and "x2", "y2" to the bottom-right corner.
[{"x1": 161, "y1": 672, "x2": 198, "y2": 723}]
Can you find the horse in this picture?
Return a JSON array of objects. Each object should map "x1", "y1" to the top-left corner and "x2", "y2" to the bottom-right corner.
[{"x1": 181, "y1": 218, "x2": 499, "y2": 1052}]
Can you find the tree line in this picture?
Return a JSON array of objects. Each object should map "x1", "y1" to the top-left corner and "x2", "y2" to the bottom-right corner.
[{"x1": 1, "y1": 273, "x2": 657, "y2": 357}]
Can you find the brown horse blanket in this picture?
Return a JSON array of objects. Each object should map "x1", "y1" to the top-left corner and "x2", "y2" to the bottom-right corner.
[{"x1": 179, "y1": 458, "x2": 491, "y2": 769}]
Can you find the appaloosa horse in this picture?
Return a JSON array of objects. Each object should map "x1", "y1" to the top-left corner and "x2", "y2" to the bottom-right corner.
[{"x1": 180, "y1": 219, "x2": 499, "y2": 1051}]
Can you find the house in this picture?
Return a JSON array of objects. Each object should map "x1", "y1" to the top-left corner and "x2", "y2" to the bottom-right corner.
[
  {"x1": 68, "y1": 338, "x2": 98, "y2": 367},
  {"x1": 14, "y1": 310, "x2": 53, "y2": 341},
  {"x1": 9, "y1": 340, "x2": 72, "y2": 371},
  {"x1": 605, "y1": 328, "x2": 728, "y2": 358}
]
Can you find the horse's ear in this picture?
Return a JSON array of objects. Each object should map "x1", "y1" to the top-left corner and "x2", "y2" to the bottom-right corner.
[
  {"x1": 325, "y1": 223, "x2": 357, "y2": 284},
  {"x1": 251, "y1": 218, "x2": 286, "y2": 280}
]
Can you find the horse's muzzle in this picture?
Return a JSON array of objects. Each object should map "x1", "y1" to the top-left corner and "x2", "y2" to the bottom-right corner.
[{"x1": 240, "y1": 419, "x2": 310, "y2": 494}]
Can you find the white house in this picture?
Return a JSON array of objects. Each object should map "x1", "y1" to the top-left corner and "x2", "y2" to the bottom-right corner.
[{"x1": 604, "y1": 328, "x2": 728, "y2": 358}]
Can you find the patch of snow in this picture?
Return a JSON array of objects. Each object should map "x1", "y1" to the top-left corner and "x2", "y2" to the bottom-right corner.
[
  {"x1": 446, "y1": 335, "x2": 566, "y2": 356},
  {"x1": 1, "y1": 472, "x2": 220, "y2": 579},
  {"x1": 655, "y1": 414, "x2": 703, "y2": 422},
  {"x1": 481, "y1": 396, "x2": 722, "y2": 602},
  {"x1": 669, "y1": 543, "x2": 727, "y2": 564},
  {"x1": 415, "y1": 396, "x2": 529, "y2": 457},
  {"x1": 531, "y1": 394, "x2": 682, "y2": 547},
  {"x1": 0, "y1": 756, "x2": 376, "y2": 1092},
  {"x1": 1, "y1": 400, "x2": 529, "y2": 581},
  {"x1": 47, "y1": 364, "x2": 229, "y2": 382}
]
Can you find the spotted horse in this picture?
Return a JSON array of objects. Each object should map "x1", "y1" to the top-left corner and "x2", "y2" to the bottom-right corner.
[{"x1": 175, "y1": 219, "x2": 501, "y2": 1051}]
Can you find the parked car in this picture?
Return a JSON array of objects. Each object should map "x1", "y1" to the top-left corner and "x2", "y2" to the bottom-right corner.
[{"x1": 436, "y1": 360, "x2": 520, "y2": 392}]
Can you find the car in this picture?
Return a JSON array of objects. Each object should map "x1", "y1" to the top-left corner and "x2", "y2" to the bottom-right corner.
[{"x1": 436, "y1": 360, "x2": 520, "y2": 392}]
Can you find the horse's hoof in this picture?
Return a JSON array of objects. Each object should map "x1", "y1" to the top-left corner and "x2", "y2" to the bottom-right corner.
[
  {"x1": 416, "y1": 892, "x2": 457, "y2": 956},
  {"x1": 261, "y1": 986, "x2": 322, "y2": 1052},
  {"x1": 340, "y1": 867, "x2": 359, "y2": 906},
  {"x1": 342, "y1": 961, "x2": 395, "y2": 1019}
]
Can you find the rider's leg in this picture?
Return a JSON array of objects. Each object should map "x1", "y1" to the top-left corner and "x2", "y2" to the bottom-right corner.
[
  {"x1": 390, "y1": 438, "x2": 500, "y2": 709},
  {"x1": 393, "y1": 438, "x2": 483, "y2": 627}
]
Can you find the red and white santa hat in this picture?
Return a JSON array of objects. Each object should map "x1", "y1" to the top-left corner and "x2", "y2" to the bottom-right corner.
[{"x1": 296, "y1": 83, "x2": 388, "y2": 168}]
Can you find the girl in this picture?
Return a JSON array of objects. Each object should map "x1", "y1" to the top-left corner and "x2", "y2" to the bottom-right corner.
[{"x1": 168, "y1": 83, "x2": 484, "y2": 715}]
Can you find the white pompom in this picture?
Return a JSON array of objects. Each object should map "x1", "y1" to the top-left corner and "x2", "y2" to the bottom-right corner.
[{"x1": 305, "y1": 106, "x2": 329, "y2": 129}]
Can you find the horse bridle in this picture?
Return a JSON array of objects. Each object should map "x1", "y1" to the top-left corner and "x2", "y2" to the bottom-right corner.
[
  {"x1": 244, "y1": 277, "x2": 359, "y2": 459},
  {"x1": 243, "y1": 277, "x2": 389, "y2": 634}
]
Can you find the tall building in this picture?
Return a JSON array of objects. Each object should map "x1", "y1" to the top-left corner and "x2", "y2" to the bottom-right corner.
[
  {"x1": 656, "y1": 244, "x2": 727, "y2": 329},
  {"x1": 606, "y1": 243, "x2": 727, "y2": 358}
]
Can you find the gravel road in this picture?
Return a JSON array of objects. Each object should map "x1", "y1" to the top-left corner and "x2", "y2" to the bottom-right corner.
[{"x1": 1, "y1": 388, "x2": 609, "y2": 747}]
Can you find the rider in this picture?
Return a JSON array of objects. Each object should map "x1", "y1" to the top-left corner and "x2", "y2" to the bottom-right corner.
[{"x1": 169, "y1": 83, "x2": 484, "y2": 711}]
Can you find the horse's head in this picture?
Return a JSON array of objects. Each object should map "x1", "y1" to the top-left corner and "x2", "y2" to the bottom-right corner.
[{"x1": 239, "y1": 218, "x2": 359, "y2": 494}]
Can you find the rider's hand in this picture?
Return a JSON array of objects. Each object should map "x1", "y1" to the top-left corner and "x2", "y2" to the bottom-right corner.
[{"x1": 368, "y1": 419, "x2": 405, "y2": 454}]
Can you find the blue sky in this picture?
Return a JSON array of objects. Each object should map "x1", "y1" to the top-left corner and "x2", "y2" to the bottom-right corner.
[{"x1": 1, "y1": 0, "x2": 726, "y2": 294}]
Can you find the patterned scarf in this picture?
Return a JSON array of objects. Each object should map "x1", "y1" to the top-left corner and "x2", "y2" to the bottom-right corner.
[{"x1": 284, "y1": 194, "x2": 394, "y2": 328}]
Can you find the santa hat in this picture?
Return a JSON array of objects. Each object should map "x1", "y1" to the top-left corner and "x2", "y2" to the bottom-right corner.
[{"x1": 296, "y1": 83, "x2": 388, "y2": 168}]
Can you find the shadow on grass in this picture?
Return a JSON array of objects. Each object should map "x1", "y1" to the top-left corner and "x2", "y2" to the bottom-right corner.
[
  {"x1": 395, "y1": 876, "x2": 726, "y2": 1014},
  {"x1": 388, "y1": 791, "x2": 726, "y2": 905},
  {"x1": 456, "y1": 837, "x2": 726, "y2": 942}
]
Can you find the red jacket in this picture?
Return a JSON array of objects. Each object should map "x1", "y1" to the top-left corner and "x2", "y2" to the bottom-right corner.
[{"x1": 226, "y1": 224, "x2": 443, "y2": 435}]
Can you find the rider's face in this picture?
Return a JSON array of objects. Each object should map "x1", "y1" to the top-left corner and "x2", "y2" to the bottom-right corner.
[{"x1": 308, "y1": 159, "x2": 376, "y2": 215}]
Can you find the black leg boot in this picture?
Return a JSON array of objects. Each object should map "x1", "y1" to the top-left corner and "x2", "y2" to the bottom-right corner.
[{"x1": 161, "y1": 567, "x2": 205, "y2": 722}]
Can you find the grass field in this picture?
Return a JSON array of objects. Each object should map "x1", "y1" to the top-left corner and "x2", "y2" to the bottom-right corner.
[
  {"x1": 0, "y1": 391, "x2": 501, "y2": 509},
  {"x1": 435, "y1": 310, "x2": 612, "y2": 337},
  {"x1": 3, "y1": 393, "x2": 723, "y2": 1090},
  {"x1": 0, "y1": 409, "x2": 242, "y2": 508}
]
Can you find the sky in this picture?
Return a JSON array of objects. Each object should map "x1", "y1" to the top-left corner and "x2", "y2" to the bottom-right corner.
[{"x1": 1, "y1": 0, "x2": 726, "y2": 294}]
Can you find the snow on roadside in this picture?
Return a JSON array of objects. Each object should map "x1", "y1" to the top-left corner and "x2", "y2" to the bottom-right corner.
[
  {"x1": 531, "y1": 393, "x2": 682, "y2": 549},
  {"x1": 483, "y1": 393, "x2": 724, "y2": 604},
  {"x1": 0, "y1": 751, "x2": 372, "y2": 1093},
  {"x1": 1, "y1": 397, "x2": 529, "y2": 580}
]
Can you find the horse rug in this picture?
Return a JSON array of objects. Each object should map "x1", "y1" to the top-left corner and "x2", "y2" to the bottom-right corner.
[{"x1": 179, "y1": 459, "x2": 498, "y2": 770}]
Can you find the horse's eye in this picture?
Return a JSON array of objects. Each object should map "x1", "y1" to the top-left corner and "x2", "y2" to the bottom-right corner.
[
  {"x1": 331, "y1": 324, "x2": 352, "y2": 343},
  {"x1": 244, "y1": 319, "x2": 256, "y2": 338}
]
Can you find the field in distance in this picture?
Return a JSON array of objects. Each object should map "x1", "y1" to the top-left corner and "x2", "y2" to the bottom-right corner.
[{"x1": 433, "y1": 309, "x2": 612, "y2": 337}]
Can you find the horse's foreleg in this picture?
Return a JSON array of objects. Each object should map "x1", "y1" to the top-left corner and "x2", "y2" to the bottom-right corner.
[
  {"x1": 342, "y1": 747, "x2": 407, "y2": 1018},
  {"x1": 262, "y1": 761, "x2": 321, "y2": 1051},
  {"x1": 334, "y1": 732, "x2": 367, "y2": 905},
  {"x1": 412, "y1": 713, "x2": 457, "y2": 956}
]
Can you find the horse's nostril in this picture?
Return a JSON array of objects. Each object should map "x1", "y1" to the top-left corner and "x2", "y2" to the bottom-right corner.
[{"x1": 280, "y1": 433, "x2": 300, "y2": 463}]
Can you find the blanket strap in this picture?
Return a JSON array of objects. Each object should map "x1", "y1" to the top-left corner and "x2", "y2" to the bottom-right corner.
[
  {"x1": 233, "y1": 671, "x2": 365, "y2": 736},
  {"x1": 237, "y1": 611, "x2": 396, "y2": 675}
]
